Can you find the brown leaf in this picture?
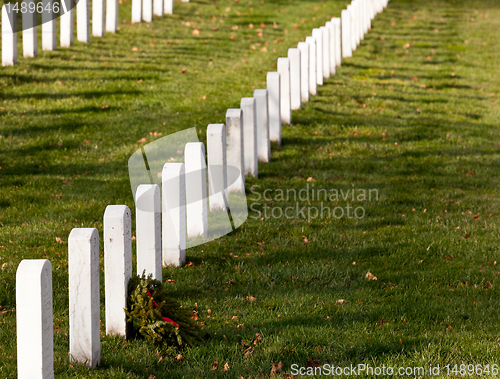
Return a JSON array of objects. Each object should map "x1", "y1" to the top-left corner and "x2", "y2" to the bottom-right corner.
[
  {"x1": 1, "y1": 263, "x2": 7, "y2": 270},
  {"x1": 147, "y1": 375, "x2": 156, "y2": 379},
  {"x1": 55, "y1": 237, "x2": 66, "y2": 244},
  {"x1": 137, "y1": 137, "x2": 147, "y2": 143},
  {"x1": 186, "y1": 261, "x2": 195, "y2": 267},
  {"x1": 180, "y1": 68, "x2": 187, "y2": 74},
  {"x1": 173, "y1": 354, "x2": 184, "y2": 362},
  {"x1": 306, "y1": 177, "x2": 315, "y2": 182},
  {"x1": 302, "y1": 236, "x2": 310, "y2": 245},
  {"x1": 192, "y1": 29, "x2": 200, "y2": 36},
  {"x1": 223, "y1": 362, "x2": 230, "y2": 371},
  {"x1": 484, "y1": 281, "x2": 493, "y2": 289},
  {"x1": 131, "y1": 46, "x2": 139, "y2": 51},
  {"x1": 270, "y1": 361, "x2": 283, "y2": 376},
  {"x1": 246, "y1": 295, "x2": 257, "y2": 302},
  {"x1": 376, "y1": 318, "x2": 389, "y2": 326},
  {"x1": 243, "y1": 346, "x2": 253, "y2": 358},
  {"x1": 365, "y1": 272, "x2": 377, "y2": 281},
  {"x1": 210, "y1": 361, "x2": 218, "y2": 371},
  {"x1": 336, "y1": 299, "x2": 347, "y2": 304},
  {"x1": 252, "y1": 333, "x2": 263, "y2": 344}
]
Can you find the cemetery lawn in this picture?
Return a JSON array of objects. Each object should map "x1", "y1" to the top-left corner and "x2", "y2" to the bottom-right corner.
[{"x1": 2, "y1": 0, "x2": 500, "y2": 377}]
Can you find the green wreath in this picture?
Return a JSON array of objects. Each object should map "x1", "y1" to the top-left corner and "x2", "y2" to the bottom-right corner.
[{"x1": 125, "y1": 273, "x2": 201, "y2": 348}]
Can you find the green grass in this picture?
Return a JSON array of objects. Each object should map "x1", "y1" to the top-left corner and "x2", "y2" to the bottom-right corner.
[{"x1": 2, "y1": 0, "x2": 500, "y2": 377}]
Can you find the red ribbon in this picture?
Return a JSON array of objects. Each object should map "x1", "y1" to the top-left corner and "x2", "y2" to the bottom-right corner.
[{"x1": 146, "y1": 291, "x2": 180, "y2": 328}]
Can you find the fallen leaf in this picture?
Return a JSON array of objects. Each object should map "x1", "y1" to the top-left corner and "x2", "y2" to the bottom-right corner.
[
  {"x1": 307, "y1": 177, "x2": 315, "y2": 182},
  {"x1": 186, "y1": 261, "x2": 195, "y2": 267},
  {"x1": 173, "y1": 354, "x2": 184, "y2": 362},
  {"x1": 376, "y1": 318, "x2": 389, "y2": 326},
  {"x1": 192, "y1": 29, "x2": 200, "y2": 36},
  {"x1": 270, "y1": 361, "x2": 283, "y2": 376},
  {"x1": 1, "y1": 263, "x2": 7, "y2": 269},
  {"x1": 484, "y1": 281, "x2": 493, "y2": 289},
  {"x1": 243, "y1": 346, "x2": 253, "y2": 358},
  {"x1": 365, "y1": 272, "x2": 377, "y2": 281},
  {"x1": 131, "y1": 46, "x2": 139, "y2": 51},
  {"x1": 180, "y1": 68, "x2": 187, "y2": 74},
  {"x1": 223, "y1": 362, "x2": 230, "y2": 371},
  {"x1": 210, "y1": 361, "x2": 218, "y2": 371},
  {"x1": 55, "y1": 237, "x2": 66, "y2": 244},
  {"x1": 352, "y1": 130, "x2": 359, "y2": 136},
  {"x1": 252, "y1": 333, "x2": 263, "y2": 344},
  {"x1": 336, "y1": 299, "x2": 347, "y2": 304},
  {"x1": 302, "y1": 236, "x2": 310, "y2": 245},
  {"x1": 137, "y1": 137, "x2": 147, "y2": 143}
]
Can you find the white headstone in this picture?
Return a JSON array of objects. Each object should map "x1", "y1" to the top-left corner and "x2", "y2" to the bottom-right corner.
[
  {"x1": 266, "y1": 72, "x2": 281, "y2": 145},
  {"x1": 60, "y1": 0, "x2": 73, "y2": 48},
  {"x1": 154, "y1": 0, "x2": 163, "y2": 17},
  {"x1": 305, "y1": 37, "x2": 317, "y2": 96},
  {"x1": 326, "y1": 21, "x2": 336, "y2": 74},
  {"x1": 320, "y1": 26, "x2": 330, "y2": 79},
  {"x1": 311, "y1": 29, "x2": 323, "y2": 86},
  {"x1": 352, "y1": 0, "x2": 358, "y2": 45},
  {"x1": 69, "y1": 228, "x2": 101, "y2": 368},
  {"x1": 354, "y1": 0, "x2": 361, "y2": 45},
  {"x1": 104, "y1": 205, "x2": 132, "y2": 337},
  {"x1": 347, "y1": 4, "x2": 356, "y2": 51},
  {"x1": 164, "y1": 0, "x2": 172, "y2": 15},
  {"x1": 240, "y1": 98, "x2": 258, "y2": 177},
  {"x1": 106, "y1": 0, "x2": 118, "y2": 32},
  {"x1": 143, "y1": 0, "x2": 153, "y2": 22},
  {"x1": 77, "y1": 0, "x2": 90, "y2": 42},
  {"x1": 2, "y1": 3, "x2": 17, "y2": 66},
  {"x1": 42, "y1": 0, "x2": 56, "y2": 51},
  {"x1": 226, "y1": 109, "x2": 245, "y2": 192},
  {"x1": 277, "y1": 58, "x2": 292, "y2": 124},
  {"x1": 288, "y1": 48, "x2": 302, "y2": 110},
  {"x1": 135, "y1": 184, "x2": 162, "y2": 280},
  {"x1": 359, "y1": 0, "x2": 365, "y2": 40},
  {"x1": 2, "y1": 5, "x2": 17, "y2": 66},
  {"x1": 341, "y1": 10, "x2": 352, "y2": 58},
  {"x1": 16, "y1": 259, "x2": 54, "y2": 379},
  {"x1": 297, "y1": 42, "x2": 309, "y2": 103},
  {"x1": 253, "y1": 89, "x2": 270, "y2": 163},
  {"x1": 93, "y1": 0, "x2": 105, "y2": 37},
  {"x1": 132, "y1": 0, "x2": 142, "y2": 23},
  {"x1": 363, "y1": 0, "x2": 369, "y2": 34},
  {"x1": 162, "y1": 163, "x2": 186, "y2": 266},
  {"x1": 23, "y1": 1, "x2": 38, "y2": 56},
  {"x1": 332, "y1": 17, "x2": 342, "y2": 66},
  {"x1": 185, "y1": 142, "x2": 208, "y2": 238},
  {"x1": 367, "y1": 0, "x2": 375, "y2": 22},
  {"x1": 207, "y1": 124, "x2": 229, "y2": 209},
  {"x1": 366, "y1": 0, "x2": 372, "y2": 30}
]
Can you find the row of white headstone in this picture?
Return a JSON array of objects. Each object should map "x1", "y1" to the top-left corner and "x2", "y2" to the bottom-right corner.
[
  {"x1": 0, "y1": 0, "x2": 183, "y2": 66},
  {"x1": 1, "y1": 0, "x2": 119, "y2": 65},
  {"x1": 15, "y1": 0, "x2": 389, "y2": 376},
  {"x1": 131, "y1": 0, "x2": 179, "y2": 23}
]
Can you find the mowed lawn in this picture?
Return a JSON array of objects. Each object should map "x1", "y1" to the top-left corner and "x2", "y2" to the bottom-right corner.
[{"x1": 2, "y1": 0, "x2": 500, "y2": 377}]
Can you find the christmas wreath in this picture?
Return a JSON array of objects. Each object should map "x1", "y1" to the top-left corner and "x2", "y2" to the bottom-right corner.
[{"x1": 125, "y1": 273, "x2": 201, "y2": 348}]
